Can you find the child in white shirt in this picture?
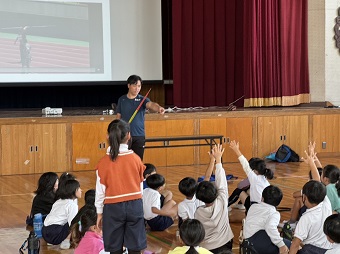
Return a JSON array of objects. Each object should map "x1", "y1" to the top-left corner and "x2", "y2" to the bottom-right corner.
[
  {"x1": 42, "y1": 179, "x2": 81, "y2": 249},
  {"x1": 290, "y1": 180, "x2": 333, "y2": 254},
  {"x1": 323, "y1": 214, "x2": 340, "y2": 254},
  {"x1": 243, "y1": 185, "x2": 290, "y2": 254},
  {"x1": 143, "y1": 173, "x2": 178, "y2": 231},
  {"x1": 229, "y1": 140, "x2": 274, "y2": 213}
]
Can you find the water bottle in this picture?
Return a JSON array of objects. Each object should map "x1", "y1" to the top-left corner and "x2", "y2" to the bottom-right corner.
[
  {"x1": 33, "y1": 213, "x2": 43, "y2": 238},
  {"x1": 27, "y1": 231, "x2": 40, "y2": 254}
]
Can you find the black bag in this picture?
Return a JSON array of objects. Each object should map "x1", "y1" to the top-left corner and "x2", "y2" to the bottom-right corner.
[
  {"x1": 239, "y1": 239, "x2": 258, "y2": 254},
  {"x1": 275, "y1": 144, "x2": 300, "y2": 163}
]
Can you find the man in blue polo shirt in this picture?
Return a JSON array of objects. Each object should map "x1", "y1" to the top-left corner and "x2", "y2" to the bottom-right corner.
[{"x1": 116, "y1": 74, "x2": 165, "y2": 160}]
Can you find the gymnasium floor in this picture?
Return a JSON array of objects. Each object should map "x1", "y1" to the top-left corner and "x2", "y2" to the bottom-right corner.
[{"x1": 0, "y1": 153, "x2": 339, "y2": 254}]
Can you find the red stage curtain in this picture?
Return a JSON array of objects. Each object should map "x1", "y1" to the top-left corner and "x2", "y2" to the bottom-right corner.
[
  {"x1": 172, "y1": 0, "x2": 310, "y2": 108},
  {"x1": 172, "y1": 0, "x2": 244, "y2": 107},
  {"x1": 243, "y1": 0, "x2": 310, "y2": 107}
]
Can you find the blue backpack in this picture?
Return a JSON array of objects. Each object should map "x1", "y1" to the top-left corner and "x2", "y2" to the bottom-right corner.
[{"x1": 275, "y1": 144, "x2": 300, "y2": 163}]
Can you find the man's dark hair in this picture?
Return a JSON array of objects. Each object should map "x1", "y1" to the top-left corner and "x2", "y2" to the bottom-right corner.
[
  {"x1": 262, "y1": 185, "x2": 283, "y2": 207},
  {"x1": 127, "y1": 74, "x2": 142, "y2": 85}
]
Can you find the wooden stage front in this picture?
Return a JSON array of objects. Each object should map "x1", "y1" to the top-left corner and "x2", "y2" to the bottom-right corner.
[
  {"x1": 1, "y1": 154, "x2": 339, "y2": 254},
  {"x1": 0, "y1": 105, "x2": 339, "y2": 253}
]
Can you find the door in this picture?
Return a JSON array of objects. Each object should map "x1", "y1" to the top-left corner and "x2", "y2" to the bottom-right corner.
[
  {"x1": 34, "y1": 123, "x2": 68, "y2": 173},
  {"x1": 1, "y1": 125, "x2": 35, "y2": 175},
  {"x1": 72, "y1": 122, "x2": 110, "y2": 171}
]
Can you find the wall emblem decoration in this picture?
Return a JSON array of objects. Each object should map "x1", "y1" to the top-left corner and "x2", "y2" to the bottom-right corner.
[{"x1": 335, "y1": 7, "x2": 340, "y2": 50}]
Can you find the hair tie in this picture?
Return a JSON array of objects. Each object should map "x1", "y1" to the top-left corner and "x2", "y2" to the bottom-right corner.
[{"x1": 78, "y1": 221, "x2": 82, "y2": 231}]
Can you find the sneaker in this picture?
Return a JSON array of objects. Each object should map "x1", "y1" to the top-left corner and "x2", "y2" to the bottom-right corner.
[
  {"x1": 281, "y1": 222, "x2": 294, "y2": 241},
  {"x1": 233, "y1": 203, "x2": 246, "y2": 210},
  {"x1": 278, "y1": 220, "x2": 288, "y2": 228},
  {"x1": 278, "y1": 220, "x2": 297, "y2": 230},
  {"x1": 60, "y1": 239, "x2": 70, "y2": 249}
]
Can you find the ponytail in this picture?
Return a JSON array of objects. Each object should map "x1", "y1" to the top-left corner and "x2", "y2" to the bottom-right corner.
[
  {"x1": 107, "y1": 119, "x2": 130, "y2": 161},
  {"x1": 264, "y1": 168, "x2": 274, "y2": 180},
  {"x1": 70, "y1": 222, "x2": 83, "y2": 248},
  {"x1": 252, "y1": 159, "x2": 274, "y2": 180},
  {"x1": 180, "y1": 219, "x2": 205, "y2": 254},
  {"x1": 336, "y1": 181, "x2": 340, "y2": 197},
  {"x1": 70, "y1": 209, "x2": 97, "y2": 249},
  {"x1": 186, "y1": 246, "x2": 198, "y2": 254},
  {"x1": 322, "y1": 165, "x2": 340, "y2": 196}
]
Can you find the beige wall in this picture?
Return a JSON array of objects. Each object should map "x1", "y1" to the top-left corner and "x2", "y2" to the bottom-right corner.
[{"x1": 309, "y1": 0, "x2": 340, "y2": 105}]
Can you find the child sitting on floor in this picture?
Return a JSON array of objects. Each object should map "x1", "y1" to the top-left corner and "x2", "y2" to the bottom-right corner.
[
  {"x1": 143, "y1": 163, "x2": 173, "y2": 206},
  {"x1": 71, "y1": 189, "x2": 95, "y2": 227},
  {"x1": 143, "y1": 173, "x2": 178, "y2": 231},
  {"x1": 227, "y1": 157, "x2": 263, "y2": 210},
  {"x1": 194, "y1": 144, "x2": 234, "y2": 254},
  {"x1": 177, "y1": 152, "x2": 214, "y2": 227},
  {"x1": 71, "y1": 209, "x2": 109, "y2": 254},
  {"x1": 42, "y1": 179, "x2": 82, "y2": 249},
  {"x1": 26, "y1": 172, "x2": 59, "y2": 226},
  {"x1": 169, "y1": 219, "x2": 213, "y2": 254},
  {"x1": 243, "y1": 185, "x2": 290, "y2": 254},
  {"x1": 289, "y1": 180, "x2": 333, "y2": 254},
  {"x1": 229, "y1": 140, "x2": 274, "y2": 213},
  {"x1": 323, "y1": 214, "x2": 340, "y2": 254}
]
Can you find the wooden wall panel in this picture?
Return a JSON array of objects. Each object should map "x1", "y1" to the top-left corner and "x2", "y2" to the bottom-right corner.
[
  {"x1": 72, "y1": 122, "x2": 109, "y2": 171},
  {"x1": 166, "y1": 119, "x2": 194, "y2": 166},
  {"x1": 144, "y1": 120, "x2": 167, "y2": 167},
  {"x1": 225, "y1": 117, "x2": 253, "y2": 162},
  {"x1": 199, "y1": 118, "x2": 226, "y2": 164}
]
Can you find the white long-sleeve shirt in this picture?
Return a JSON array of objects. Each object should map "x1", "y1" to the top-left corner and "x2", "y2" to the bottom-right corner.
[
  {"x1": 238, "y1": 155, "x2": 270, "y2": 203},
  {"x1": 244, "y1": 202, "x2": 285, "y2": 248}
]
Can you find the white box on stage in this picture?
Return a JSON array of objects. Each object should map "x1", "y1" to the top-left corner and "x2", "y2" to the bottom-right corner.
[{"x1": 42, "y1": 107, "x2": 63, "y2": 115}]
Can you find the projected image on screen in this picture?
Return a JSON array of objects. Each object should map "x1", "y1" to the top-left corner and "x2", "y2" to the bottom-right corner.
[{"x1": 0, "y1": 0, "x2": 110, "y2": 82}]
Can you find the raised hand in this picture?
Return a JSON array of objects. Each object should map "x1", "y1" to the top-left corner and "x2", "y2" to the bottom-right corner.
[
  {"x1": 229, "y1": 140, "x2": 242, "y2": 157},
  {"x1": 211, "y1": 144, "x2": 225, "y2": 163}
]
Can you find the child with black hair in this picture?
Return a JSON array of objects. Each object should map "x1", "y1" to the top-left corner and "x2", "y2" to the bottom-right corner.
[
  {"x1": 177, "y1": 152, "x2": 214, "y2": 227},
  {"x1": 323, "y1": 214, "x2": 340, "y2": 254},
  {"x1": 286, "y1": 143, "x2": 340, "y2": 229},
  {"x1": 71, "y1": 209, "x2": 109, "y2": 254},
  {"x1": 289, "y1": 180, "x2": 333, "y2": 254},
  {"x1": 322, "y1": 165, "x2": 340, "y2": 213},
  {"x1": 243, "y1": 185, "x2": 290, "y2": 254},
  {"x1": 227, "y1": 157, "x2": 262, "y2": 209},
  {"x1": 143, "y1": 163, "x2": 173, "y2": 205},
  {"x1": 229, "y1": 140, "x2": 274, "y2": 212},
  {"x1": 42, "y1": 179, "x2": 82, "y2": 249},
  {"x1": 95, "y1": 119, "x2": 146, "y2": 254},
  {"x1": 71, "y1": 189, "x2": 96, "y2": 227},
  {"x1": 169, "y1": 219, "x2": 212, "y2": 254},
  {"x1": 55, "y1": 172, "x2": 76, "y2": 200},
  {"x1": 26, "y1": 172, "x2": 59, "y2": 226},
  {"x1": 143, "y1": 163, "x2": 157, "y2": 188},
  {"x1": 143, "y1": 173, "x2": 178, "y2": 231},
  {"x1": 178, "y1": 177, "x2": 204, "y2": 228},
  {"x1": 281, "y1": 142, "x2": 324, "y2": 227},
  {"x1": 194, "y1": 144, "x2": 234, "y2": 254}
]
